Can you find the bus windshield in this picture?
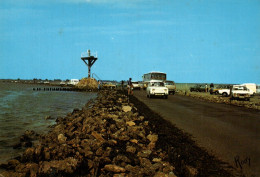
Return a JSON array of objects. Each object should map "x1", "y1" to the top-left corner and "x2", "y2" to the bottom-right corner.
[{"x1": 151, "y1": 73, "x2": 166, "y2": 80}]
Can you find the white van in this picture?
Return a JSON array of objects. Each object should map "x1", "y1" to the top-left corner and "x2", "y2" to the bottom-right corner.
[
  {"x1": 241, "y1": 83, "x2": 256, "y2": 95},
  {"x1": 68, "y1": 79, "x2": 79, "y2": 86}
]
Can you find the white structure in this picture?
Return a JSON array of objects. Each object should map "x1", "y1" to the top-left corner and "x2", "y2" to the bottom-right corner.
[
  {"x1": 241, "y1": 83, "x2": 256, "y2": 95},
  {"x1": 68, "y1": 79, "x2": 79, "y2": 86},
  {"x1": 256, "y1": 84, "x2": 260, "y2": 94}
]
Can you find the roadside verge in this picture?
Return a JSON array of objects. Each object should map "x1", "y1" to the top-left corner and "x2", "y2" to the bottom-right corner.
[{"x1": 177, "y1": 91, "x2": 260, "y2": 110}]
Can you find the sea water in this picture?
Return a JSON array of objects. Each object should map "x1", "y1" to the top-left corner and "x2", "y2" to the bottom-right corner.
[{"x1": 0, "y1": 82, "x2": 97, "y2": 164}]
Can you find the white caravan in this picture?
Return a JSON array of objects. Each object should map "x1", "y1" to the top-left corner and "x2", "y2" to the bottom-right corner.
[{"x1": 241, "y1": 83, "x2": 256, "y2": 95}]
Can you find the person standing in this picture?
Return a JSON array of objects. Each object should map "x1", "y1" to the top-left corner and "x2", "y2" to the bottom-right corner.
[
  {"x1": 98, "y1": 81, "x2": 101, "y2": 90},
  {"x1": 128, "y1": 78, "x2": 133, "y2": 95},
  {"x1": 209, "y1": 83, "x2": 214, "y2": 94},
  {"x1": 121, "y1": 80, "x2": 124, "y2": 90}
]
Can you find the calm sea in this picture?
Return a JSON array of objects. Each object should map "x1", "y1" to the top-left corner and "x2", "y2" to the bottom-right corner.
[{"x1": 0, "y1": 82, "x2": 97, "y2": 164}]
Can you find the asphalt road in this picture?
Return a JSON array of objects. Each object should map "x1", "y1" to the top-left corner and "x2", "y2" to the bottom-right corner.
[{"x1": 134, "y1": 90, "x2": 260, "y2": 176}]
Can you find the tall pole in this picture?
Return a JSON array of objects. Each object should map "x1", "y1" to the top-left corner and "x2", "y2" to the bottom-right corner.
[
  {"x1": 81, "y1": 50, "x2": 98, "y2": 78},
  {"x1": 88, "y1": 65, "x2": 91, "y2": 78}
]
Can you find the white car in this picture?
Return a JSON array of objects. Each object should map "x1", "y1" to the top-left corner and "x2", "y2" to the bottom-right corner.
[
  {"x1": 132, "y1": 81, "x2": 141, "y2": 90},
  {"x1": 218, "y1": 88, "x2": 230, "y2": 97},
  {"x1": 218, "y1": 85, "x2": 251, "y2": 101},
  {"x1": 231, "y1": 85, "x2": 251, "y2": 101},
  {"x1": 164, "y1": 80, "x2": 176, "y2": 95},
  {"x1": 146, "y1": 81, "x2": 168, "y2": 99}
]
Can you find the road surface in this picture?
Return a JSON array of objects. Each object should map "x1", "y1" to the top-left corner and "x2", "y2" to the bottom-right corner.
[{"x1": 134, "y1": 90, "x2": 260, "y2": 176}]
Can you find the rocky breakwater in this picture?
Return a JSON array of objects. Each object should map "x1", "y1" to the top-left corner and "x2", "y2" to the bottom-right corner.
[{"x1": 0, "y1": 90, "x2": 177, "y2": 177}]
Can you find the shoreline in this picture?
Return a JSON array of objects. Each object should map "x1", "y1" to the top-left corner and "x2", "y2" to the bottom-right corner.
[
  {"x1": 0, "y1": 90, "x2": 234, "y2": 176},
  {"x1": 0, "y1": 84, "x2": 98, "y2": 167}
]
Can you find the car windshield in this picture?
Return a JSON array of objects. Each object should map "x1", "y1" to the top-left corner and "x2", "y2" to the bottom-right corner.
[
  {"x1": 150, "y1": 82, "x2": 164, "y2": 87},
  {"x1": 233, "y1": 86, "x2": 247, "y2": 91}
]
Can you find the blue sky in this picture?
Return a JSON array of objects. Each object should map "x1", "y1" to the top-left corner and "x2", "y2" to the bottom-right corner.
[{"x1": 0, "y1": 0, "x2": 259, "y2": 83}]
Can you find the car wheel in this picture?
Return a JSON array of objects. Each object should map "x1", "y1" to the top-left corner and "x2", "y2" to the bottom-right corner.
[
  {"x1": 164, "y1": 95, "x2": 168, "y2": 99},
  {"x1": 172, "y1": 91, "x2": 175, "y2": 95},
  {"x1": 222, "y1": 92, "x2": 228, "y2": 97}
]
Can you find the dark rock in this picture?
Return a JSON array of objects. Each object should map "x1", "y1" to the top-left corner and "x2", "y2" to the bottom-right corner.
[
  {"x1": 55, "y1": 117, "x2": 64, "y2": 123},
  {"x1": 21, "y1": 147, "x2": 35, "y2": 162},
  {"x1": 102, "y1": 147, "x2": 112, "y2": 157},
  {"x1": 91, "y1": 131, "x2": 105, "y2": 142},
  {"x1": 137, "y1": 150, "x2": 152, "y2": 158},
  {"x1": 185, "y1": 165, "x2": 198, "y2": 177},
  {"x1": 44, "y1": 150, "x2": 51, "y2": 160},
  {"x1": 21, "y1": 141, "x2": 33, "y2": 148},
  {"x1": 95, "y1": 147, "x2": 103, "y2": 156},
  {"x1": 0, "y1": 171, "x2": 25, "y2": 177},
  {"x1": 15, "y1": 163, "x2": 29, "y2": 173},
  {"x1": 126, "y1": 146, "x2": 136, "y2": 154},
  {"x1": 7, "y1": 159, "x2": 20, "y2": 169},
  {"x1": 26, "y1": 163, "x2": 39, "y2": 177},
  {"x1": 139, "y1": 158, "x2": 153, "y2": 174},
  {"x1": 125, "y1": 165, "x2": 142, "y2": 176},
  {"x1": 34, "y1": 145, "x2": 42, "y2": 157},
  {"x1": 53, "y1": 124, "x2": 65, "y2": 134},
  {"x1": 72, "y1": 108, "x2": 80, "y2": 114},
  {"x1": 113, "y1": 155, "x2": 131, "y2": 164}
]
